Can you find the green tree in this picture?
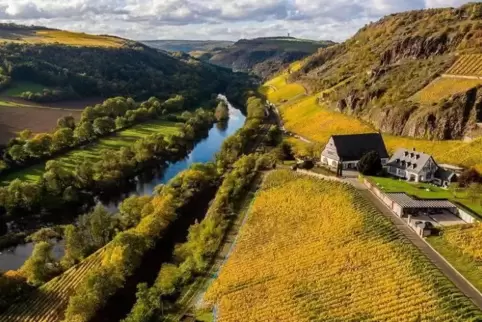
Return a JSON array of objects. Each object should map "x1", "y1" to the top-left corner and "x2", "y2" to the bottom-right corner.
[
  {"x1": 115, "y1": 116, "x2": 128, "y2": 129},
  {"x1": 62, "y1": 225, "x2": 87, "y2": 268},
  {"x1": 20, "y1": 241, "x2": 57, "y2": 286},
  {"x1": 357, "y1": 151, "x2": 382, "y2": 175},
  {"x1": 93, "y1": 116, "x2": 115, "y2": 135},
  {"x1": 8, "y1": 145, "x2": 27, "y2": 162},
  {"x1": 52, "y1": 127, "x2": 74, "y2": 150},
  {"x1": 214, "y1": 100, "x2": 229, "y2": 121},
  {"x1": 162, "y1": 95, "x2": 184, "y2": 112},
  {"x1": 24, "y1": 134, "x2": 52, "y2": 157},
  {"x1": 74, "y1": 121, "x2": 95, "y2": 142},
  {"x1": 18, "y1": 129, "x2": 32, "y2": 141},
  {"x1": 57, "y1": 116, "x2": 76, "y2": 129},
  {"x1": 118, "y1": 196, "x2": 152, "y2": 230}
]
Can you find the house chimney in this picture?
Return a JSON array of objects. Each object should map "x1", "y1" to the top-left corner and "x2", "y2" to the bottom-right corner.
[{"x1": 412, "y1": 147, "x2": 416, "y2": 151}]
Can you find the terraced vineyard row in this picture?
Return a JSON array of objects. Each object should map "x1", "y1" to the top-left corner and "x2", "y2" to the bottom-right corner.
[
  {"x1": 0, "y1": 249, "x2": 104, "y2": 322},
  {"x1": 412, "y1": 77, "x2": 482, "y2": 104},
  {"x1": 446, "y1": 54, "x2": 482, "y2": 76},
  {"x1": 205, "y1": 170, "x2": 482, "y2": 321}
]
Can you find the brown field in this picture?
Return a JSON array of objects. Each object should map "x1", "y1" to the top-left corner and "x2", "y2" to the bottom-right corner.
[{"x1": 0, "y1": 106, "x2": 82, "y2": 144}]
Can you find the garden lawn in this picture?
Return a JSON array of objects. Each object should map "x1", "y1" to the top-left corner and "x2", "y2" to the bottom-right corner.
[
  {"x1": 427, "y1": 235, "x2": 482, "y2": 293},
  {"x1": 0, "y1": 120, "x2": 182, "y2": 185},
  {"x1": 369, "y1": 176, "x2": 482, "y2": 218}
]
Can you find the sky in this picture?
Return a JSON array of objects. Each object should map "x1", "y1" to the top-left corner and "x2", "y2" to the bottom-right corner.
[{"x1": 0, "y1": 0, "x2": 477, "y2": 42}]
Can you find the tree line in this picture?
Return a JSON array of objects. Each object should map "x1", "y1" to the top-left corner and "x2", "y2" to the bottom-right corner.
[
  {"x1": 0, "y1": 42, "x2": 238, "y2": 103},
  {"x1": 1, "y1": 95, "x2": 186, "y2": 176},
  {"x1": 61, "y1": 94, "x2": 267, "y2": 322},
  {"x1": 0, "y1": 107, "x2": 215, "y2": 219}
]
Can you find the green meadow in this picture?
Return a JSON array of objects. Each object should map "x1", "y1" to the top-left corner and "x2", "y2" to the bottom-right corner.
[{"x1": 1, "y1": 120, "x2": 182, "y2": 185}]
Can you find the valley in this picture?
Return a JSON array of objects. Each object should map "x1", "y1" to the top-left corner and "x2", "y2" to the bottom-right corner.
[{"x1": 2, "y1": 2, "x2": 482, "y2": 322}]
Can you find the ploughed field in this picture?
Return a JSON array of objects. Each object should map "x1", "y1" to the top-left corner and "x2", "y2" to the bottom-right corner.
[
  {"x1": 204, "y1": 170, "x2": 482, "y2": 321},
  {"x1": 0, "y1": 120, "x2": 182, "y2": 185}
]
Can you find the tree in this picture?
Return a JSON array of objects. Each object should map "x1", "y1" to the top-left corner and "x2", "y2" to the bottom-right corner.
[
  {"x1": 357, "y1": 151, "x2": 382, "y2": 175},
  {"x1": 74, "y1": 121, "x2": 95, "y2": 142},
  {"x1": 458, "y1": 168, "x2": 482, "y2": 188},
  {"x1": 18, "y1": 129, "x2": 32, "y2": 141},
  {"x1": 8, "y1": 145, "x2": 27, "y2": 162},
  {"x1": 52, "y1": 128, "x2": 74, "y2": 150},
  {"x1": 115, "y1": 116, "x2": 128, "y2": 129},
  {"x1": 162, "y1": 95, "x2": 184, "y2": 112},
  {"x1": 467, "y1": 183, "x2": 482, "y2": 203},
  {"x1": 24, "y1": 134, "x2": 52, "y2": 157},
  {"x1": 118, "y1": 196, "x2": 152, "y2": 230},
  {"x1": 93, "y1": 116, "x2": 115, "y2": 135},
  {"x1": 79, "y1": 205, "x2": 116, "y2": 249},
  {"x1": 214, "y1": 100, "x2": 229, "y2": 121},
  {"x1": 62, "y1": 225, "x2": 87, "y2": 267},
  {"x1": 20, "y1": 241, "x2": 57, "y2": 286},
  {"x1": 57, "y1": 116, "x2": 76, "y2": 129}
]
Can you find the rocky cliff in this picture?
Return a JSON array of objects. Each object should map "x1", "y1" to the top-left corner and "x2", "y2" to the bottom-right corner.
[{"x1": 293, "y1": 3, "x2": 482, "y2": 139}]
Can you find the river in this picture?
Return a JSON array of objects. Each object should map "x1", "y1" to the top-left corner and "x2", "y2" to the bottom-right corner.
[{"x1": 0, "y1": 96, "x2": 245, "y2": 272}]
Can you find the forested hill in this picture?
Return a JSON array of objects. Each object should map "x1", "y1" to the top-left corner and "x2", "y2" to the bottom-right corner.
[
  {"x1": 290, "y1": 2, "x2": 482, "y2": 140},
  {"x1": 0, "y1": 24, "x2": 249, "y2": 105},
  {"x1": 206, "y1": 37, "x2": 335, "y2": 79}
]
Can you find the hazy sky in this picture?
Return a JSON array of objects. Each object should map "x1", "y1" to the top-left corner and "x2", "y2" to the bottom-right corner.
[{"x1": 0, "y1": 0, "x2": 477, "y2": 41}]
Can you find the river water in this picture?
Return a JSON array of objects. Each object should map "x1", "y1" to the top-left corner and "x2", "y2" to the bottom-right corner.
[{"x1": 0, "y1": 96, "x2": 245, "y2": 271}]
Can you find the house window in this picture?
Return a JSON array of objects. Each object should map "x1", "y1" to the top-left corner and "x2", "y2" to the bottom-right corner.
[{"x1": 331, "y1": 160, "x2": 337, "y2": 167}]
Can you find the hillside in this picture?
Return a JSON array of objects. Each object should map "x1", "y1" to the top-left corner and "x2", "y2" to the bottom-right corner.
[
  {"x1": 207, "y1": 37, "x2": 335, "y2": 79},
  {"x1": 0, "y1": 23, "x2": 126, "y2": 48},
  {"x1": 290, "y1": 2, "x2": 482, "y2": 140},
  {"x1": 141, "y1": 40, "x2": 233, "y2": 56}
]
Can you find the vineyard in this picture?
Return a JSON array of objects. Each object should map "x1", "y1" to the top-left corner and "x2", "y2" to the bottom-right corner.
[
  {"x1": 264, "y1": 72, "x2": 482, "y2": 170},
  {"x1": 446, "y1": 55, "x2": 482, "y2": 76},
  {"x1": 204, "y1": 170, "x2": 482, "y2": 321},
  {"x1": 428, "y1": 224, "x2": 482, "y2": 293},
  {"x1": 0, "y1": 249, "x2": 104, "y2": 322},
  {"x1": 412, "y1": 77, "x2": 482, "y2": 104}
]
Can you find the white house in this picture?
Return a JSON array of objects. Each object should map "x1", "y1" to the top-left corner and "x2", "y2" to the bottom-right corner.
[
  {"x1": 386, "y1": 148, "x2": 455, "y2": 187},
  {"x1": 320, "y1": 133, "x2": 389, "y2": 170}
]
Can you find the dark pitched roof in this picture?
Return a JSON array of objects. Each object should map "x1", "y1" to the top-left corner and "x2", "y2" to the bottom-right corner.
[
  {"x1": 434, "y1": 168, "x2": 456, "y2": 182},
  {"x1": 330, "y1": 133, "x2": 389, "y2": 161},
  {"x1": 387, "y1": 148, "x2": 432, "y2": 174}
]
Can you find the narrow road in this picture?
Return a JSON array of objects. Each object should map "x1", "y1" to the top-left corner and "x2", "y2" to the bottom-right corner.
[
  {"x1": 296, "y1": 170, "x2": 482, "y2": 310},
  {"x1": 356, "y1": 186, "x2": 482, "y2": 309}
]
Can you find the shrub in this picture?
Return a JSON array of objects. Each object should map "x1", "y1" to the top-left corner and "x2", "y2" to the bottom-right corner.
[{"x1": 357, "y1": 151, "x2": 382, "y2": 175}]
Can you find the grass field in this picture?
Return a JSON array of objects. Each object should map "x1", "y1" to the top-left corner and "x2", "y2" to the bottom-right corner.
[
  {"x1": 204, "y1": 170, "x2": 482, "y2": 321},
  {"x1": 262, "y1": 69, "x2": 482, "y2": 170},
  {"x1": 369, "y1": 176, "x2": 482, "y2": 217},
  {"x1": 446, "y1": 54, "x2": 482, "y2": 76},
  {"x1": 0, "y1": 29, "x2": 126, "y2": 48},
  {"x1": 2, "y1": 82, "x2": 48, "y2": 97},
  {"x1": 412, "y1": 77, "x2": 482, "y2": 104},
  {"x1": 0, "y1": 120, "x2": 182, "y2": 185}
]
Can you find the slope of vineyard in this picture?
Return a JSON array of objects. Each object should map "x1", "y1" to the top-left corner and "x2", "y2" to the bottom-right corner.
[
  {"x1": 205, "y1": 170, "x2": 482, "y2": 321},
  {"x1": 0, "y1": 249, "x2": 104, "y2": 322},
  {"x1": 265, "y1": 70, "x2": 482, "y2": 170},
  {"x1": 412, "y1": 77, "x2": 482, "y2": 104},
  {"x1": 446, "y1": 55, "x2": 482, "y2": 76}
]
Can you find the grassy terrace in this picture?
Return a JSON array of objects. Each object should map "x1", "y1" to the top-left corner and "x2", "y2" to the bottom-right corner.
[
  {"x1": 368, "y1": 176, "x2": 482, "y2": 218},
  {"x1": 0, "y1": 120, "x2": 181, "y2": 185}
]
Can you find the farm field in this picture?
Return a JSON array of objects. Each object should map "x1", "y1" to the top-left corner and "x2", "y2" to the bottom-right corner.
[
  {"x1": 0, "y1": 106, "x2": 82, "y2": 145},
  {"x1": 0, "y1": 120, "x2": 182, "y2": 185},
  {"x1": 204, "y1": 170, "x2": 482, "y2": 321},
  {"x1": 0, "y1": 29, "x2": 126, "y2": 48},
  {"x1": 446, "y1": 54, "x2": 482, "y2": 76},
  {"x1": 263, "y1": 71, "x2": 482, "y2": 171},
  {"x1": 0, "y1": 249, "x2": 105, "y2": 322},
  {"x1": 368, "y1": 176, "x2": 482, "y2": 217},
  {"x1": 2, "y1": 82, "x2": 48, "y2": 97},
  {"x1": 412, "y1": 77, "x2": 482, "y2": 104}
]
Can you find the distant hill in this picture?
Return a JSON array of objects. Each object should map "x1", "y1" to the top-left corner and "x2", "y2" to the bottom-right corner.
[
  {"x1": 141, "y1": 40, "x2": 233, "y2": 56},
  {"x1": 289, "y1": 3, "x2": 482, "y2": 140},
  {"x1": 207, "y1": 37, "x2": 335, "y2": 79},
  {"x1": 0, "y1": 23, "x2": 126, "y2": 48},
  {"x1": 0, "y1": 23, "x2": 246, "y2": 105}
]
